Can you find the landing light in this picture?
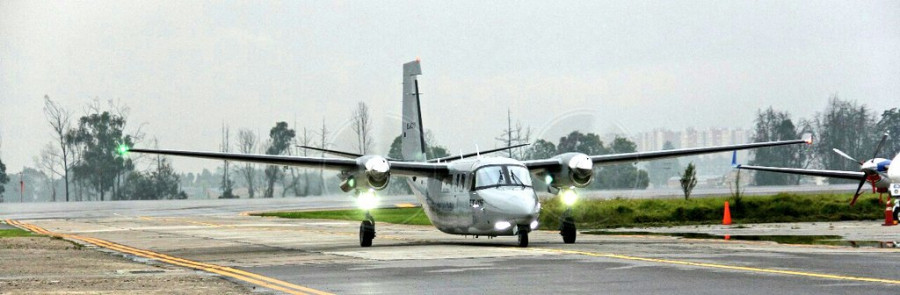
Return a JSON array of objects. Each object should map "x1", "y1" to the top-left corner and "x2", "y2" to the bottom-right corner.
[
  {"x1": 561, "y1": 188, "x2": 578, "y2": 206},
  {"x1": 530, "y1": 220, "x2": 539, "y2": 230},
  {"x1": 494, "y1": 221, "x2": 512, "y2": 231},
  {"x1": 544, "y1": 174, "x2": 553, "y2": 184},
  {"x1": 357, "y1": 189, "x2": 378, "y2": 210}
]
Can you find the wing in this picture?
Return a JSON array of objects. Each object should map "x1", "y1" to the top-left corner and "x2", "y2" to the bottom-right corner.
[
  {"x1": 735, "y1": 165, "x2": 865, "y2": 181},
  {"x1": 128, "y1": 148, "x2": 448, "y2": 178},
  {"x1": 523, "y1": 138, "x2": 809, "y2": 171}
]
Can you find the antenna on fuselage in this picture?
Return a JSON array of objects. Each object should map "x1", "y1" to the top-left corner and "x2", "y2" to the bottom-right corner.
[{"x1": 475, "y1": 144, "x2": 481, "y2": 159}]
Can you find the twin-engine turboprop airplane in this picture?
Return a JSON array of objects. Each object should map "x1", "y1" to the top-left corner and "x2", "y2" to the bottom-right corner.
[
  {"x1": 128, "y1": 60, "x2": 810, "y2": 247},
  {"x1": 734, "y1": 133, "x2": 894, "y2": 206}
]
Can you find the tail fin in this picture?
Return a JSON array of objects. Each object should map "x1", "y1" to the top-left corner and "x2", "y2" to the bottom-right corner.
[{"x1": 401, "y1": 60, "x2": 426, "y2": 161}]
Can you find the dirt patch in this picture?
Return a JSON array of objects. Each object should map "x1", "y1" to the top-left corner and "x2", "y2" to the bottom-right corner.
[{"x1": 0, "y1": 237, "x2": 251, "y2": 294}]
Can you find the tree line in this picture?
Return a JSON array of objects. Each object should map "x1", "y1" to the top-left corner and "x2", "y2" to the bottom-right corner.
[{"x1": 3, "y1": 95, "x2": 897, "y2": 202}]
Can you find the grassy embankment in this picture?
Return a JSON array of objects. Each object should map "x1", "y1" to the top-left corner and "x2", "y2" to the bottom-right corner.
[
  {"x1": 256, "y1": 193, "x2": 886, "y2": 229},
  {"x1": 0, "y1": 228, "x2": 33, "y2": 238}
]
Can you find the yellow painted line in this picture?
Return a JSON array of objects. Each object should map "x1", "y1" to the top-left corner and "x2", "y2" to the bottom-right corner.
[
  {"x1": 9, "y1": 220, "x2": 333, "y2": 295},
  {"x1": 533, "y1": 248, "x2": 900, "y2": 285},
  {"x1": 394, "y1": 203, "x2": 418, "y2": 208}
]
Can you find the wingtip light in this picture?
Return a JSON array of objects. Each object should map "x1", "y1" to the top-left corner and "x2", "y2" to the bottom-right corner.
[
  {"x1": 802, "y1": 133, "x2": 813, "y2": 144},
  {"x1": 116, "y1": 144, "x2": 130, "y2": 156}
]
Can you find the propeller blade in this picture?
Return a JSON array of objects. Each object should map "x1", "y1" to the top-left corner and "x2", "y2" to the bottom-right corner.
[
  {"x1": 832, "y1": 148, "x2": 862, "y2": 165},
  {"x1": 849, "y1": 178, "x2": 866, "y2": 206},
  {"x1": 869, "y1": 133, "x2": 889, "y2": 163}
]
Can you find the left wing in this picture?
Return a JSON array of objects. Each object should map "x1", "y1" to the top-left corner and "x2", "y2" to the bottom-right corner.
[
  {"x1": 524, "y1": 137, "x2": 810, "y2": 171},
  {"x1": 128, "y1": 148, "x2": 449, "y2": 177}
]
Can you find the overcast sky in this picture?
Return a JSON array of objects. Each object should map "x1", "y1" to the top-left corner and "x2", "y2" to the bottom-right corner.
[{"x1": 1, "y1": 1, "x2": 898, "y2": 173}]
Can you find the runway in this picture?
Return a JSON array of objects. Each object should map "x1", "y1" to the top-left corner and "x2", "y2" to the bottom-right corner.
[{"x1": 3, "y1": 198, "x2": 900, "y2": 294}]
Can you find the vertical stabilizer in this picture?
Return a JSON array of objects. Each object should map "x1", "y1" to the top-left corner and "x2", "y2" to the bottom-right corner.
[{"x1": 401, "y1": 60, "x2": 426, "y2": 161}]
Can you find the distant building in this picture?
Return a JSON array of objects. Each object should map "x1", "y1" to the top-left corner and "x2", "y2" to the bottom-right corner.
[{"x1": 636, "y1": 127, "x2": 750, "y2": 151}]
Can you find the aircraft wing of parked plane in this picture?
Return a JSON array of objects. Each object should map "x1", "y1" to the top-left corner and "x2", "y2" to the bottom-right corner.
[
  {"x1": 732, "y1": 133, "x2": 893, "y2": 206},
  {"x1": 734, "y1": 165, "x2": 865, "y2": 180},
  {"x1": 127, "y1": 59, "x2": 811, "y2": 248}
]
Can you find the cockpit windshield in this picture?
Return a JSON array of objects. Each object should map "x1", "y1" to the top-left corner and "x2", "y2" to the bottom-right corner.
[{"x1": 474, "y1": 165, "x2": 533, "y2": 189}]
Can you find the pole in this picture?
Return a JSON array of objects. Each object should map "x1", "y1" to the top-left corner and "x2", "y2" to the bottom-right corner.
[{"x1": 19, "y1": 171, "x2": 24, "y2": 203}]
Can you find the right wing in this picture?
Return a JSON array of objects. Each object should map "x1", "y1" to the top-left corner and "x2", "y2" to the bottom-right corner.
[
  {"x1": 129, "y1": 148, "x2": 449, "y2": 178},
  {"x1": 735, "y1": 164, "x2": 866, "y2": 181},
  {"x1": 523, "y1": 137, "x2": 810, "y2": 172}
]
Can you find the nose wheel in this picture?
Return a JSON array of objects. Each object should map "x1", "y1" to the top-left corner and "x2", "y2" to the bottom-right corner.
[
  {"x1": 359, "y1": 211, "x2": 376, "y2": 247},
  {"x1": 560, "y1": 207, "x2": 576, "y2": 244},
  {"x1": 515, "y1": 224, "x2": 530, "y2": 247}
]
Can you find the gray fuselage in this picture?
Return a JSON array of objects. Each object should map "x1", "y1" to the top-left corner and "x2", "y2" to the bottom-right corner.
[{"x1": 406, "y1": 157, "x2": 540, "y2": 236}]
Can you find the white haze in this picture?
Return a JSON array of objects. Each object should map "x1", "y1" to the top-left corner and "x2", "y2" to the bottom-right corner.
[{"x1": 1, "y1": 1, "x2": 898, "y2": 173}]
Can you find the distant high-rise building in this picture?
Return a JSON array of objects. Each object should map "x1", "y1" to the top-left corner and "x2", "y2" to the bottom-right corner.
[{"x1": 635, "y1": 127, "x2": 749, "y2": 152}]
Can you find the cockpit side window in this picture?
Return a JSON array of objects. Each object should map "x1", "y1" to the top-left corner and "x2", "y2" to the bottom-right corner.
[{"x1": 507, "y1": 166, "x2": 533, "y2": 187}]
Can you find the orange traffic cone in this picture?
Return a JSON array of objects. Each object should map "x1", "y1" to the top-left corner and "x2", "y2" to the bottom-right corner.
[{"x1": 723, "y1": 201, "x2": 732, "y2": 225}]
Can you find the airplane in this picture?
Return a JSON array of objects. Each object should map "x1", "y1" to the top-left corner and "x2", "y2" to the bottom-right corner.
[
  {"x1": 126, "y1": 60, "x2": 811, "y2": 247},
  {"x1": 734, "y1": 133, "x2": 895, "y2": 207}
]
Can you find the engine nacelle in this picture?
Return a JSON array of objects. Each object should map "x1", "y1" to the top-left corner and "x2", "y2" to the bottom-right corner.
[
  {"x1": 340, "y1": 155, "x2": 391, "y2": 192},
  {"x1": 543, "y1": 153, "x2": 594, "y2": 189}
]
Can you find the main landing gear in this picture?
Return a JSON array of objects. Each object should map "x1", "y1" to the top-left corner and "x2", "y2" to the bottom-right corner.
[
  {"x1": 360, "y1": 211, "x2": 376, "y2": 247},
  {"x1": 560, "y1": 207, "x2": 576, "y2": 244}
]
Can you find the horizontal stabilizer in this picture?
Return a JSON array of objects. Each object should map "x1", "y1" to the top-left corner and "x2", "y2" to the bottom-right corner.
[
  {"x1": 428, "y1": 143, "x2": 531, "y2": 163},
  {"x1": 297, "y1": 145, "x2": 362, "y2": 159}
]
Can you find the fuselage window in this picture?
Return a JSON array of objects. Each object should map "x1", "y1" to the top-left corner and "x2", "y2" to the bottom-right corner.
[{"x1": 462, "y1": 174, "x2": 468, "y2": 191}]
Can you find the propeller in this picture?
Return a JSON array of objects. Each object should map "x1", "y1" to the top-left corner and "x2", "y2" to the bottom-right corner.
[
  {"x1": 869, "y1": 133, "x2": 889, "y2": 163},
  {"x1": 848, "y1": 133, "x2": 889, "y2": 206},
  {"x1": 832, "y1": 148, "x2": 862, "y2": 165}
]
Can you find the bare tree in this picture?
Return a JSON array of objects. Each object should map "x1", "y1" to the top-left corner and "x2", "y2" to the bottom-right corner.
[
  {"x1": 220, "y1": 123, "x2": 236, "y2": 198},
  {"x1": 35, "y1": 143, "x2": 60, "y2": 202},
  {"x1": 351, "y1": 102, "x2": 373, "y2": 154},
  {"x1": 296, "y1": 127, "x2": 313, "y2": 196},
  {"x1": 495, "y1": 109, "x2": 532, "y2": 159},
  {"x1": 237, "y1": 129, "x2": 258, "y2": 198},
  {"x1": 43, "y1": 95, "x2": 72, "y2": 201},
  {"x1": 317, "y1": 119, "x2": 330, "y2": 195}
]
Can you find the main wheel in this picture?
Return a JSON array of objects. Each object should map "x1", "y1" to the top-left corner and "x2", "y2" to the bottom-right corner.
[
  {"x1": 517, "y1": 232, "x2": 529, "y2": 247},
  {"x1": 561, "y1": 217, "x2": 576, "y2": 244},
  {"x1": 359, "y1": 220, "x2": 375, "y2": 247}
]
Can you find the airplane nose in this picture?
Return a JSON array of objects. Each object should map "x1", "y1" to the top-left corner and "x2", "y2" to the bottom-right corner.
[{"x1": 481, "y1": 189, "x2": 538, "y2": 217}]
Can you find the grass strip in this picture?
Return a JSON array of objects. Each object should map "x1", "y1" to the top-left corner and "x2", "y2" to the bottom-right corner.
[
  {"x1": 539, "y1": 192, "x2": 885, "y2": 229},
  {"x1": 256, "y1": 193, "x2": 885, "y2": 229},
  {"x1": 0, "y1": 228, "x2": 34, "y2": 238},
  {"x1": 257, "y1": 207, "x2": 432, "y2": 226}
]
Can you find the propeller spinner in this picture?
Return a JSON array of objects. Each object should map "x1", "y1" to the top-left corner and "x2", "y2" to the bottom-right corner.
[{"x1": 847, "y1": 133, "x2": 889, "y2": 206}]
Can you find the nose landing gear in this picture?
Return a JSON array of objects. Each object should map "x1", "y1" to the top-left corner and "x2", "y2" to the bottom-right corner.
[
  {"x1": 560, "y1": 207, "x2": 576, "y2": 244},
  {"x1": 516, "y1": 225, "x2": 530, "y2": 247},
  {"x1": 360, "y1": 211, "x2": 376, "y2": 247}
]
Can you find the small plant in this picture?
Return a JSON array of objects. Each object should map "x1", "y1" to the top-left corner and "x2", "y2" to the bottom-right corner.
[
  {"x1": 729, "y1": 169, "x2": 745, "y2": 209},
  {"x1": 680, "y1": 162, "x2": 698, "y2": 200}
]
